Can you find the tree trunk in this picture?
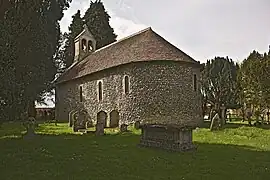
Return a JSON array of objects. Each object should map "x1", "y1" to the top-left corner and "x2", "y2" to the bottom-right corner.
[
  {"x1": 27, "y1": 100, "x2": 36, "y2": 118},
  {"x1": 241, "y1": 107, "x2": 245, "y2": 122},
  {"x1": 220, "y1": 108, "x2": 226, "y2": 127},
  {"x1": 209, "y1": 107, "x2": 213, "y2": 121}
]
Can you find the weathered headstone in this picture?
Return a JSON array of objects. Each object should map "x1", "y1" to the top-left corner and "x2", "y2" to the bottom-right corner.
[
  {"x1": 68, "y1": 110, "x2": 77, "y2": 127},
  {"x1": 96, "y1": 111, "x2": 106, "y2": 136},
  {"x1": 120, "y1": 124, "x2": 128, "y2": 132},
  {"x1": 134, "y1": 121, "x2": 140, "y2": 129},
  {"x1": 95, "y1": 121, "x2": 104, "y2": 136},
  {"x1": 73, "y1": 111, "x2": 87, "y2": 132}
]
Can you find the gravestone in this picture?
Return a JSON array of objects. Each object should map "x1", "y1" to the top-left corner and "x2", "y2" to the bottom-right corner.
[
  {"x1": 95, "y1": 122, "x2": 105, "y2": 136},
  {"x1": 120, "y1": 124, "x2": 128, "y2": 132},
  {"x1": 73, "y1": 111, "x2": 87, "y2": 132},
  {"x1": 96, "y1": 111, "x2": 106, "y2": 136},
  {"x1": 109, "y1": 110, "x2": 120, "y2": 128},
  {"x1": 68, "y1": 110, "x2": 77, "y2": 127},
  {"x1": 134, "y1": 121, "x2": 140, "y2": 129}
]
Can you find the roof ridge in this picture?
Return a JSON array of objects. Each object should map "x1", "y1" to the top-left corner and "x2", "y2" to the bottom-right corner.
[{"x1": 93, "y1": 27, "x2": 152, "y2": 53}]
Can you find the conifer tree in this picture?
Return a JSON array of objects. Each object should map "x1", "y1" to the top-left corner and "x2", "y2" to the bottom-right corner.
[{"x1": 84, "y1": 0, "x2": 117, "y2": 49}]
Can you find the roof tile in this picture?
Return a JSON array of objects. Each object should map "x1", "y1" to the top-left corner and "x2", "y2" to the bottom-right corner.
[{"x1": 56, "y1": 27, "x2": 199, "y2": 84}]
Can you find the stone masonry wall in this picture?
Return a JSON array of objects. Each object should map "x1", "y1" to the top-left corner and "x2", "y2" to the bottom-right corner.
[{"x1": 55, "y1": 61, "x2": 202, "y2": 128}]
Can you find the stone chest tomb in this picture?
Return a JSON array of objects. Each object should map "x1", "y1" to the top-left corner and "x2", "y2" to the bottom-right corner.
[{"x1": 55, "y1": 25, "x2": 203, "y2": 151}]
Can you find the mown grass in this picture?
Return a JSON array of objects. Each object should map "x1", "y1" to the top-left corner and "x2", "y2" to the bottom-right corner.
[{"x1": 0, "y1": 122, "x2": 270, "y2": 180}]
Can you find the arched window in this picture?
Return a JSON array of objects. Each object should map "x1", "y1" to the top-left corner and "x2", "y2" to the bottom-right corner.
[
  {"x1": 124, "y1": 76, "x2": 130, "y2": 94},
  {"x1": 193, "y1": 74, "x2": 197, "y2": 92},
  {"x1": 79, "y1": 86, "x2": 83, "y2": 102},
  {"x1": 82, "y1": 39, "x2": 87, "y2": 52},
  {"x1": 88, "y1": 41, "x2": 93, "y2": 52},
  {"x1": 98, "y1": 81, "x2": 103, "y2": 101}
]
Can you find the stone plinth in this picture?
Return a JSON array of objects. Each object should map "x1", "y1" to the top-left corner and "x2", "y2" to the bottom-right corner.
[{"x1": 139, "y1": 124, "x2": 196, "y2": 152}]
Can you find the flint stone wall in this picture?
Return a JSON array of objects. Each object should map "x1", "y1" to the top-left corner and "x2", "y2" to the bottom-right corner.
[{"x1": 55, "y1": 61, "x2": 202, "y2": 127}]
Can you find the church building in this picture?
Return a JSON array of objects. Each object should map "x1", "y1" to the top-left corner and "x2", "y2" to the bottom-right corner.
[{"x1": 55, "y1": 25, "x2": 203, "y2": 151}]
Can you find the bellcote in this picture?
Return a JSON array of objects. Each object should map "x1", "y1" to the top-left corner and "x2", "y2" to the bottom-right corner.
[{"x1": 74, "y1": 24, "x2": 96, "y2": 63}]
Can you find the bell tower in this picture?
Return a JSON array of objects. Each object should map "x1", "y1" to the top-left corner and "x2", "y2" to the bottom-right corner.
[{"x1": 74, "y1": 24, "x2": 96, "y2": 62}]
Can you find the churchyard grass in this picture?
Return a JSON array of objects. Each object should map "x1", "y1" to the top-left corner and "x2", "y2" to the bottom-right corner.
[{"x1": 0, "y1": 121, "x2": 270, "y2": 180}]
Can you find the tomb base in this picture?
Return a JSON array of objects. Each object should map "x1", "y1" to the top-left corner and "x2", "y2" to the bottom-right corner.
[{"x1": 139, "y1": 124, "x2": 196, "y2": 152}]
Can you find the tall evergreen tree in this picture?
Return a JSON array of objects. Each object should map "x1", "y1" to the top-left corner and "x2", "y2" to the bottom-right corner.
[
  {"x1": 84, "y1": 0, "x2": 117, "y2": 49},
  {"x1": 0, "y1": 0, "x2": 71, "y2": 123},
  {"x1": 63, "y1": 10, "x2": 84, "y2": 68}
]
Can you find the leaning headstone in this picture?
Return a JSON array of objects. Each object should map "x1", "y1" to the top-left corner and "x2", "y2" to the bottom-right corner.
[
  {"x1": 210, "y1": 113, "x2": 220, "y2": 131},
  {"x1": 134, "y1": 121, "x2": 140, "y2": 129},
  {"x1": 95, "y1": 121, "x2": 104, "y2": 136},
  {"x1": 120, "y1": 124, "x2": 128, "y2": 132},
  {"x1": 68, "y1": 110, "x2": 77, "y2": 127}
]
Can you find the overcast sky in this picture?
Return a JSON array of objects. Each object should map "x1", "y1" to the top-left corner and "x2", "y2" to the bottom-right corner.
[{"x1": 60, "y1": 0, "x2": 270, "y2": 63}]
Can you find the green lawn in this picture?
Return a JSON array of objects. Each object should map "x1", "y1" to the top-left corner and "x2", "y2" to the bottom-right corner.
[{"x1": 0, "y1": 122, "x2": 270, "y2": 180}]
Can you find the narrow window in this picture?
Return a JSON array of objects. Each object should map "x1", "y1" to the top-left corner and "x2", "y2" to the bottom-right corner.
[
  {"x1": 193, "y1": 74, "x2": 197, "y2": 91},
  {"x1": 82, "y1": 39, "x2": 87, "y2": 51},
  {"x1": 79, "y1": 86, "x2": 83, "y2": 102},
  {"x1": 124, "y1": 76, "x2": 130, "y2": 94},
  {"x1": 88, "y1": 41, "x2": 93, "y2": 52},
  {"x1": 98, "y1": 81, "x2": 103, "y2": 101}
]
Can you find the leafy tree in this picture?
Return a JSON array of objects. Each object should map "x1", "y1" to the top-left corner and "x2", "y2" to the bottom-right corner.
[
  {"x1": 84, "y1": 0, "x2": 117, "y2": 49},
  {"x1": 239, "y1": 50, "x2": 270, "y2": 121},
  {"x1": 201, "y1": 57, "x2": 240, "y2": 126},
  {"x1": 63, "y1": 10, "x2": 84, "y2": 68}
]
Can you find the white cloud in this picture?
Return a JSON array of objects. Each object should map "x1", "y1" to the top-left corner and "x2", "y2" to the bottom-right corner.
[{"x1": 110, "y1": 14, "x2": 147, "y2": 39}]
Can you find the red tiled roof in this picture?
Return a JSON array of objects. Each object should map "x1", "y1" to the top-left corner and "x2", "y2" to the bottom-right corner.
[{"x1": 56, "y1": 27, "x2": 200, "y2": 84}]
